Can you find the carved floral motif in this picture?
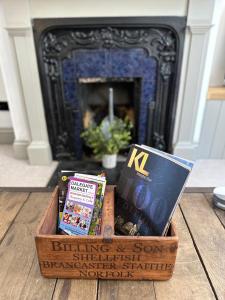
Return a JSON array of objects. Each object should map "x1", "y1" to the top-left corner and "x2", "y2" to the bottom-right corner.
[{"x1": 42, "y1": 27, "x2": 176, "y2": 82}]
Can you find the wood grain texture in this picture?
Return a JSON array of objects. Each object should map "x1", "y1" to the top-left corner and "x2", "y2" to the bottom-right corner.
[
  {"x1": 0, "y1": 192, "x2": 55, "y2": 300},
  {"x1": 37, "y1": 186, "x2": 58, "y2": 235},
  {"x1": 154, "y1": 206, "x2": 215, "y2": 300},
  {"x1": 204, "y1": 193, "x2": 225, "y2": 228},
  {"x1": 19, "y1": 255, "x2": 56, "y2": 300},
  {"x1": 36, "y1": 186, "x2": 178, "y2": 280},
  {"x1": 0, "y1": 191, "x2": 29, "y2": 242},
  {"x1": 98, "y1": 279, "x2": 155, "y2": 300},
  {"x1": 102, "y1": 185, "x2": 115, "y2": 241},
  {"x1": 207, "y1": 86, "x2": 225, "y2": 100},
  {"x1": 180, "y1": 193, "x2": 225, "y2": 300},
  {"x1": 1, "y1": 190, "x2": 223, "y2": 299},
  {"x1": 53, "y1": 279, "x2": 97, "y2": 300}
]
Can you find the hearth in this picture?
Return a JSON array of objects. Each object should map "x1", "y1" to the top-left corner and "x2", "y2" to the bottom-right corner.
[{"x1": 33, "y1": 17, "x2": 186, "y2": 161}]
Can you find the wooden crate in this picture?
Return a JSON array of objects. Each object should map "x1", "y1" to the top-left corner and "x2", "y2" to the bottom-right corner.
[{"x1": 35, "y1": 186, "x2": 178, "y2": 280}]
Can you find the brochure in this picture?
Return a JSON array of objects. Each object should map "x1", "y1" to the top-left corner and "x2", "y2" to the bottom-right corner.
[
  {"x1": 59, "y1": 177, "x2": 98, "y2": 235},
  {"x1": 75, "y1": 173, "x2": 106, "y2": 235}
]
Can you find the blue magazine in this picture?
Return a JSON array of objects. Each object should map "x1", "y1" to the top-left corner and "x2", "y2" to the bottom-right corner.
[{"x1": 116, "y1": 144, "x2": 193, "y2": 236}]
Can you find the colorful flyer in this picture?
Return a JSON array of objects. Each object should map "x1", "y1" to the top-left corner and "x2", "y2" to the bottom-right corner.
[
  {"x1": 59, "y1": 177, "x2": 97, "y2": 235},
  {"x1": 75, "y1": 173, "x2": 106, "y2": 235}
]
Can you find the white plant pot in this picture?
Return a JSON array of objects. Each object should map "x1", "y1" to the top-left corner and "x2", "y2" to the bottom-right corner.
[{"x1": 102, "y1": 154, "x2": 117, "y2": 169}]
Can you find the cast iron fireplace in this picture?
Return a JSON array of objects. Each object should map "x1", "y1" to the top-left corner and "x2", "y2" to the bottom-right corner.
[{"x1": 33, "y1": 17, "x2": 186, "y2": 161}]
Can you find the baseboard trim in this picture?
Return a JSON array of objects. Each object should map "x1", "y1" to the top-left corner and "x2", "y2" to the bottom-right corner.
[
  {"x1": 27, "y1": 141, "x2": 52, "y2": 165},
  {"x1": 173, "y1": 142, "x2": 198, "y2": 160},
  {"x1": 13, "y1": 140, "x2": 29, "y2": 159},
  {"x1": 0, "y1": 128, "x2": 14, "y2": 144}
]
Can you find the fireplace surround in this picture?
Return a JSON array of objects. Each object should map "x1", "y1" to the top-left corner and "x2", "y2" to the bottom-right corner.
[{"x1": 33, "y1": 17, "x2": 185, "y2": 160}]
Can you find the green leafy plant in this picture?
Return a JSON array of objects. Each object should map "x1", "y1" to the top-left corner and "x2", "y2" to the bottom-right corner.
[{"x1": 81, "y1": 118, "x2": 132, "y2": 158}]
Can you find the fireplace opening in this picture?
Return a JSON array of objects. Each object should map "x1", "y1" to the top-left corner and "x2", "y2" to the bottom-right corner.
[
  {"x1": 78, "y1": 77, "x2": 140, "y2": 141},
  {"x1": 78, "y1": 78, "x2": 141, "y2": 158}
]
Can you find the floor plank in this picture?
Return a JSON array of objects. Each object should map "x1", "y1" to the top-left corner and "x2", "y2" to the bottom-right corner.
[
  {"x1": 0, "y1": 192, "x2": 56, "y2": 300},
  {"x1": 53, "y1": 279, "x2": 98, "y2": 300},
  {"x1": 0, "y1": 191, "x2": 29, "y2": 242},
  {"x1": 98, "y1": 280, "x2": 155, "y2": 300},
  {"x1": 19, "y1": 255, "x2": 56, "y2": 300},
  {"x1": 0, "y1": 190, "x2": 223, "y2": 300},
  {"x1": 204, "y1": 193, "x2": 225, "y2": 228},
  {"x1": 154, "y1": 207, "x2": 215, "y2": 300},
  {"x1": 180, "y1": 193, "x2": 225, "y2": 300}
]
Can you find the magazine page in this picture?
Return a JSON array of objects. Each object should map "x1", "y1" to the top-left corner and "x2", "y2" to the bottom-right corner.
[{"x1": 140, "y1": 144, "x2": 194, "y2": 170}]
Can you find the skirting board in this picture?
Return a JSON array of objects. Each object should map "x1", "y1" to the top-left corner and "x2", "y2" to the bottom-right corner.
[
  {"x1": 27, "y1": 141, "x2": 52, "y2": 165},
  {"x1": 173, "y1": 142, "x2": 198, "y2": 160},
  {"x1": 0, "y1": 128, "x2": 14, "y2": 144},
  {"x1": 13, "y1": 140, "x2": 29, "y2": 159}
]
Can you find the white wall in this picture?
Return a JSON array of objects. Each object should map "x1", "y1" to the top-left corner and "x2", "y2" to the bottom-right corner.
[
  {"x1": 0, "y1": 67, "x2": 12, "y2": 129},
  {"x1": 0, "y1": 68, "x2": 7, "y2": 101},
  {"x1": 209, "y1": 2, "x2": 225, "y2": 86},
  {"x1": 0, "y1": 67, "x2": 14, "y2": 143},
  {"x1": 195, "y1": 3, "x2": 225, "y2": 159},
  {"x1": 30, "y1": 0, "x2": 188, "y2": 17},
  {"x1": 197, "y1": 100, "x2": 225, "y2": 158}
]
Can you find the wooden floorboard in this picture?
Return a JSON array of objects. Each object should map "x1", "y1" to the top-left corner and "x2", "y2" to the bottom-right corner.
[
  {"x1": 153, "y1": 206, "x2": 215, "y2": 300},
  {"x1": 98, "y1": 279, "x2": 156, "y2": 300},
  {"x1": 19, "y1": 255, "x2": 56, "y2": 300},
  {"x1": 180, "y1": 193, "x2": 225, "y2": 300},
  {"x1": 0, "y1": 191, "x2": 224, "y2": 299},
  {"x1": 204, "y1": 193, "x2": 225, "y2": 228},
  {"x1": 53, "y1": 279, "x2": 98, "y2": 300},
  {"x1": 0, "y1": 192, "x2": 56, "y2": 300},
  {"x1": 0, "y1": 191, "x2": 29, "y2": 242}
]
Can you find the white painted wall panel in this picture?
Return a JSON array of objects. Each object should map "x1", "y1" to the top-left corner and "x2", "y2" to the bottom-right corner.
[
  {"x1": 210, "y1": 3, "x2": 225, "y2": 86},
  {"x1": 0, "y1": 67, "x2": 13, "y2": 130},
  {"x1": 197, "y1": 100, "x2": 221, "y2": 158},
  {"x1": 197, "y1": 99, "x2": 225, "y2": 159},
  {"x1": 210, "y1": 101, "x2": 225, "y2": 158},
  {"x1": 0, "y1": 68, "x2": 7, "y2": 101},
  {"x1": 0, "y1": 111, "x2": 12, "y2": 128},
  {"x1": 30, "y1": 0, "x2": 188, "y2": 18}
]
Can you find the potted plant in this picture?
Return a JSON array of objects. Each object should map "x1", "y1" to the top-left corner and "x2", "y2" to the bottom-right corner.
[{"x1": 81, "y1": 117, "x2": 132, "y2": 168}]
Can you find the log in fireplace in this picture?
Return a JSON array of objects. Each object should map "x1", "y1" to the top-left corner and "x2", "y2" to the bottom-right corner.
[{"x1": 33, "y1": 17, "x2": 186, "y2": 160}]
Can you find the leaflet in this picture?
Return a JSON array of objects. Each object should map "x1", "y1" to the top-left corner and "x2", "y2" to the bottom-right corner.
[
  {"x1": 59, "y1": 177, "x2": 97, "y2": 235},
  {"x1": 75, "y1": 173, "x2": 106, "y2": 235}
]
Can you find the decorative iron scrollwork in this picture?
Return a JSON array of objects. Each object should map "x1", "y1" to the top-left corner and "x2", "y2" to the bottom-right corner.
[
  {"x1": 42, "y1": 27, "x2": 176, "y2": 60},
  {"x1": 42, "y1": 27, "x2": 177, "y2": 84}
]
